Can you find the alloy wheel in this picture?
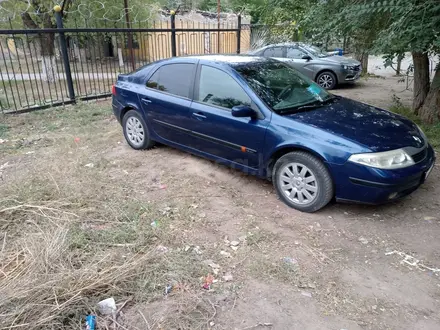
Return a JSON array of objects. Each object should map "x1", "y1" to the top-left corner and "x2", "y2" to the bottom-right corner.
[
  {"x1": 278, "y1": 162, "x2": 318, "y2": 205},
  {"x1": 318, "y1": 74, "x2": 334, "y2": 89},
  {"x1": 125, "y1": 116, "x2": 145, "y2": 147}
]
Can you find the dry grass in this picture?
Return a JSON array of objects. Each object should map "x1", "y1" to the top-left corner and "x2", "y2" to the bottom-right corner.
[{"x1": 0, "y1": 103, "x2": 215, "y2": 329}]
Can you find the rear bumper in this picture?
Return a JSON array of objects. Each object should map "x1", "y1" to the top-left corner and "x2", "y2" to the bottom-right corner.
[
  {"x1": 112, "y1": 97, "x2": 123, "y2": 124},
  {"x1": 331, "y1": 145, "x2": 436, "y2": 204}
]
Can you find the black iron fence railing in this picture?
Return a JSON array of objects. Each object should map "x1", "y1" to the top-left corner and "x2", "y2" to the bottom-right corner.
[{"x1": 0, "y1": 12, "x2": 242, "y2": 114}]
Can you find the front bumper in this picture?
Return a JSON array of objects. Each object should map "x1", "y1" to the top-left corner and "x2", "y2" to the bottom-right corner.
[
  {"x1": 330, "y1": 145, "x2": 436, "y2": 204},
  {"x1": 337, "y1": 67, "x2": 361, "y2": 82}
]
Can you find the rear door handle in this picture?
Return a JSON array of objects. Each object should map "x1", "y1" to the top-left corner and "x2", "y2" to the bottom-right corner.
[
  {"x1": 141, "y1": 98, "x2": 152, "y2": 105},
  {"x1": 192, "y1": 112, "x2": 207, "y2": 120}
]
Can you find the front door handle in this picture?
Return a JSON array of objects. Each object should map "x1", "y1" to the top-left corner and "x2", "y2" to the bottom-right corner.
[
  {"x1": 192, "y1": 112, "x2": 207, "y2": 120},
  {"x1": 141, "y1": 98, "x2": 152, "y2": 105}
]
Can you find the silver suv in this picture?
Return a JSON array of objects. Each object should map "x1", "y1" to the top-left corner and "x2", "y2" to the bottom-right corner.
[{"x1": 248, "y1": 43, "x2": 361, "y2": 89}]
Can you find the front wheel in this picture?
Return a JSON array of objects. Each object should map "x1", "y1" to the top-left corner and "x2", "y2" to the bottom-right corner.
[
  {"x1": 272, "y1": 151, "x2": 334, "y2": 213},
  {"x1": 316, "y1": 71, "x2": 337, "y2": 90}
]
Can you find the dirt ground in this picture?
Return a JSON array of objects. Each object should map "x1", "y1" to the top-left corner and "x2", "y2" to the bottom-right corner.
[{"x1": 1, "y1": 76, "x2": 439, "y2": 330}]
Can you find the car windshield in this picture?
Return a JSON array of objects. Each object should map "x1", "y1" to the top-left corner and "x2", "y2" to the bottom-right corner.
[
  {"x1": 302, "y1": 45, "x2": 328, "y2": 58},
  {"x1": 236, "y1": 61, "x2": 332, "y2": 113}
]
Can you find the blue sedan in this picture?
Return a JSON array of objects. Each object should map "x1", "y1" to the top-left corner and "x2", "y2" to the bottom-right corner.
[{"x1": 112, "y1": 55, "x2": 435, "y2": 212}]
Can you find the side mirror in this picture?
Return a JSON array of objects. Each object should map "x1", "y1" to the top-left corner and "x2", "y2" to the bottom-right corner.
[
  {"x1": 231, "y1": 105, "x2": 257, "y2": 118},
  {"x1": 302, "y1": 55, "x2": 312, "y2": 61}
]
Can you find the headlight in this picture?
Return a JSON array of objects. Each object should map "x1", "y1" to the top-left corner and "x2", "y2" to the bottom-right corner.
[
  {"x1": 348, "y1": 149, "x2": 415, "y2": 169},
  {"x1": 342, "y1": 64, "x2": 356, "y2": 70}
]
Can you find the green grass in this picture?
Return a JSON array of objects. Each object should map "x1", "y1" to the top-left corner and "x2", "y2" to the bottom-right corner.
[
  {"x1": 0, "y1": 123, "x2": 8, "y2": 138},
  {"x1": 390, "y1": 104, "x2": 440, "y2": 149}
]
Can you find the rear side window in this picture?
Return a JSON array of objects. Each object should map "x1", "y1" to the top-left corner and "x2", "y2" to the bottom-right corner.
[
  {"x1": 263, "y1": 47, "x2": 284, "y2": 57},
  {"x1": 197, "y1": 65, "x2": 251, "y2": 110},
  {"x1": 146, "y1": 63, "x2": 194, "y2": 98}
]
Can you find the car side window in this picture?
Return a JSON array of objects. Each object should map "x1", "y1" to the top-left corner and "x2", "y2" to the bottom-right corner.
[
  {"x1": 263, "y1": 47, "x2": 283, "y2": 57},
  {"x1": 197, "y1": 65, "x2": 251, "y2": 110},
  {"x1": 146, "y1": 63, "x2": 194, "y2": 98},
  {"x1": 286, "y1": 47, "x2": 307, "y2": 59}
]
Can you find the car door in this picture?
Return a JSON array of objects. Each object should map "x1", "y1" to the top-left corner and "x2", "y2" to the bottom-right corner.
[
  {"x1": 285, "y1": 46, "x2": 316, "y2": 79},
  {"x1": 138, "y1": 62, "x2": 196, "y2": 145},
  {"x1": 185, "y1": 64, "x2": 270, "y2": 169}
]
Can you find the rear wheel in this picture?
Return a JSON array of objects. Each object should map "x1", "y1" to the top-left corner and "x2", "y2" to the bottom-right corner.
[
  {"x1": 122, "y1": 110, "x2": 155, "y2": 150},
  {"x1": 316, "y1": 71, "x2": 337, "y2": 90},
  {"x1": 272, "y1": 151, "x2": 333, "y2": 212}
]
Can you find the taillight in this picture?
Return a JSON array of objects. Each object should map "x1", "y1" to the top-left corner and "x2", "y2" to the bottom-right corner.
[{"x1": 111, "y1": 85, "x2": 116, "y2": 96}]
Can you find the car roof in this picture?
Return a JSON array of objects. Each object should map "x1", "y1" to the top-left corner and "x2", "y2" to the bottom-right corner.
[
  {"x1": 155, "y1": 54, "x2": 275, "y2": 68},
  {"x1": 253, "y1": 42, "x2": 314, "y2": 51}
]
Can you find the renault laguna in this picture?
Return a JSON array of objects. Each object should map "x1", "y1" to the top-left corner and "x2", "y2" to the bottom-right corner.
[{"x1": 112, "y1": 56, "x2": 435, "y2": 213}]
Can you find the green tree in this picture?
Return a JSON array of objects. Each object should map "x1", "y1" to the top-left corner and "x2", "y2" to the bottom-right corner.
[
  {"x1": 359, "y1": 0, "x2": 440, "y2": 123},
  {"x1": 302, "y1": 0, "x2": 390, "y2": 74},
  {"x1": 302, "y1": 0, "x2": 439, "y2": 123}
]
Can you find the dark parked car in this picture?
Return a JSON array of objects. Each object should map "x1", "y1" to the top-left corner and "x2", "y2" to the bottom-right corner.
[
  {"x1": 248, "y1": 43, "x2": 361, "y2": 89},
  {"x1": 112, "y1": 56, "x2": 435, "y2": 212}
]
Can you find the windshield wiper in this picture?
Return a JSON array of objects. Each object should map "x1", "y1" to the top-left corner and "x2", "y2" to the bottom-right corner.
[{"x1": 278, "y1": 95, "x2": 338, "y2": 114}]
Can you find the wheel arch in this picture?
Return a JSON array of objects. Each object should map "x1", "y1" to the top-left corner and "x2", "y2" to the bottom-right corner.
[
  {"x1": 119, "y1": 103, "x2": 140, "y2": 122},
  {"x1": 266, "y1": 145, "x2": 332, "y2": 180}
]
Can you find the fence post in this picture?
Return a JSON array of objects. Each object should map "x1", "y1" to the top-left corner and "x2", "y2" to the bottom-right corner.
[
  {"x1": 54, "y1": 6, "x2": 75, "y2": 102},
  {"x1": 170, "y1": 11, "x2": 177, "y2": 57},
  {"x1": 236, "y1": 15, "x2": 241, "y2": 54}
]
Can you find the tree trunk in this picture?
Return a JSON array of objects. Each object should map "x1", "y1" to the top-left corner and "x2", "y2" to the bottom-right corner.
[
  {"x1": 355, "y1": 51, "x2": 368, "y2": 74},
  {"x1": 22, "y1": 12, "x2": 57, "y2": 83},
  {"x1": 39, "y1": 32, "x2": 58, "y2": 83},
  {"x1": 396, "y1": 53, "x2": 405, "y2": 76},
  {"x1": 412, "y1": 51, "x2": 430, "y2": 114},
  {"x1": 418, "y1": 66, "x2": 440, "y2": 124}
]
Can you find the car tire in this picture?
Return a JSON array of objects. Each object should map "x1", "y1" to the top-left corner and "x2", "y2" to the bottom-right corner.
[
  {"x1": 272, "y1": 151, "x2": 334, "y2": 213},
  {"x1": 316, "y1": 71, "x2": 337, "y2": 90},
  {"x1": 122, "y1": 110, "x2": 155, "y2": 150}
]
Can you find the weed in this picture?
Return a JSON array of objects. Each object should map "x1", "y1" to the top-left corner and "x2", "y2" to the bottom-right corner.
[
  {"x1": 249, "y1": 256, "x2": 301, "y2": 286},
  {"x1": 0, "y1": 123, "x2": 8, "y2": 137},
  {"x1": 0, "y1": 102, "x2": 214, "y2": 329}
]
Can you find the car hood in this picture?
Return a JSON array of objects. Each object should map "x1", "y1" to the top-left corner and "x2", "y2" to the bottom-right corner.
[
  {"x1": 284, "y1": 97, "x2": 425, "y2": 152},
  {"x1": 323, "y1": 55, "x2": 360, "y2": 66}
]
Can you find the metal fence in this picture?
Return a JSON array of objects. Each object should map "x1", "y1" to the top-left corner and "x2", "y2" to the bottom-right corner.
[{"x1": 0, "y1": 12, "x2": 245, "y2": 114}]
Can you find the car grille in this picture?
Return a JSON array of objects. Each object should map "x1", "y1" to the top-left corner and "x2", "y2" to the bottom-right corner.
[{"x1": 411, "y1": 148, "x2": 427, "y2": 163}]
